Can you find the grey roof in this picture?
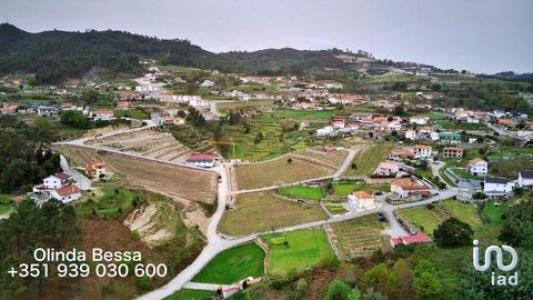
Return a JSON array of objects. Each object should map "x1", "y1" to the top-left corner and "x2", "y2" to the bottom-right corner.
[
  {"x1": 485, "y1": 177, "x2": 510, "y2": 184},
  {"x1": 519, "y1": 170, "x2": 533, "y2": 179}
]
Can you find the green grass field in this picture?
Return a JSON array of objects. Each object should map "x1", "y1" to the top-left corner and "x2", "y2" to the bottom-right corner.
[
  {"x1": 398, "y1": 200, "x2": 482, "y2": 236},
  {"x1": 442, "y1": 200, "x2": 482, "y2": 229},
  {"x1": 192, "y1": 243, "x2": 265, "y2": 284},
  {"x1": 165, "y1": 289, "x2": 214, "y2": 300},
  {"x1": 278, "y1": 185, "x2": 325, "y2": 201},
  {"x1": 76, "y1": 187, "x2": 138, "y2": 218},
  {"x1": 449, "y1": 168, "x2": 483, "y2": 180},
  {"x1": 264, "y1": 229, "x2": 334, "y2": 278},
  {"x1": 332, "y1": 182, "x2": 390, "y2": 196},
  {"x1": 344, "y1": 144, "x2": 395, "y2": 177},
  {"x1": 324, "y1": 201, "x2": 348, "y2": 214},
  {"x1": 434, "y1": 120, "x2": 489, "y2": 131},
  {"x1": 113, "y1": 108, "x2": 150, "y2": 120}
]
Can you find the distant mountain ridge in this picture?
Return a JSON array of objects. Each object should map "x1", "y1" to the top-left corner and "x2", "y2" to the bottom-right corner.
[{"x1": 1, "y1": 23, "x2": 530, "y2": 84}]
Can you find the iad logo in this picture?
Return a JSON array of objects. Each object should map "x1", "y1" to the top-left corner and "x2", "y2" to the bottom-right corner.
[{"x1": 472, "y1": 239, "x2": 519, "y2": 286}]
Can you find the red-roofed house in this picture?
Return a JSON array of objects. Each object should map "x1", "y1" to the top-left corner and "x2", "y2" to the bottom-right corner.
[
  {"x1": 391, "y1": 177, "x2": 432, "y2": 199},
  {"x1": 391, "y1": 232, "x2": 432, "y2": 247},
  {"x1": 186, "y1": 153, "x2": 217, "y2": 168},
  {"x1": 50, "y1": 185, "x2": 81, "y2": 203},
  {"x1": 85, "y1": 160, "x2": 107, "y2": 179},
  {"x1": 349, "y1": 191, "x2": 378, "y2": 210},
  {"x1": 332, "y1": 117, "x2": 346, "y2": 129}
]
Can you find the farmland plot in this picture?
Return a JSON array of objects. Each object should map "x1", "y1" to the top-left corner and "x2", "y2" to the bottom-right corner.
[
  {"x1": 331, "y1": 216, "x2": 388, "y2": 258},
  {"x1": 53, "y1": 144, "x2": 217, "y2": 204},
  {"x1": 219, "y1": 191, "x2": 327, "y2": 236}
]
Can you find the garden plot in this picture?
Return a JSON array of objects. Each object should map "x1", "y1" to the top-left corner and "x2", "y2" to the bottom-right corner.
[
  {"x1": 235, "y1": 156, "x2": 335, "y2": 190},
  {"x1": 86, "y1": 128, "x2": 191, "y2": 163},
  {"x1": 295, "y1": 148, "x2": 350, "y2": 169},
  {"x1": 331, "y1": 216, "x2": 388, "y2": 258},
  {"x1": 219, "y1": 191, "x2": 327, "y2": 236}
]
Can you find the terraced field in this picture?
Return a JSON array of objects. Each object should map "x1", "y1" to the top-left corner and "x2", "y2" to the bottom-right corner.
[
  {"x1": 235, "y1": 156, "x2": 336, "y2": 190},
  {"x1": 331, "y1": 216, "x2": 388, "y2": 258},
  {"x1": 219, "y1": 191, "x2": 327, "y2": 236},
  {"x1": 295, "y1": 148, "x2": 350, "y2": 169},
  {"x1": 53, "y1": 144, "x2": 217, "y2": 204},
  {"x1": 86, "y1": 128, "x2": 191, "y2": 163}
]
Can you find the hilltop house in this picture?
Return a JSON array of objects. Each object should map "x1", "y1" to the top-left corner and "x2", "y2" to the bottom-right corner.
[
  {"x1": 413, "y1": 145, "x2": 432, "y2": 159},
  {"x1": 349, "y1": 191, "x2": 378, "y2": 211},
  {"x1": 442, "y1": 147, "x2": 464, "y2": 159},
  {"x1": 484, "y1": 177, "x2": 514, "y2": 199},
  {"x1": 517, "y1": 171, "x2": 533, "y2": 189},
  {"x1": 467, "y1": 158, "x2": 488, "y2": 176},
  {"x1": 32, "y1": 172, "x2": 81, "y2": 204},
  {"x1": 186, "y1": 153, "x2": 217, "y2": 168}
]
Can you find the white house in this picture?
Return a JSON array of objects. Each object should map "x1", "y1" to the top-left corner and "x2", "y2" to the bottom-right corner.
[
  {"x1": 91, "y1": 109, "x2": 115, "y2": 121},
  {"x1": 409, "y1": 116, "x2": 429, "y2": 126},
  {"x1": 317, "y1": 126, "x2": 334, "y2": 137},
  {"x1": 332, "y1": 117, "x2": 346, "y2": 129},
  {"x1": 200, "y1": 80, "x2": 215, "y2": 88},
  {"x1": 484, "y1": 177, "x2": 514, "y2": 199},
  {"x1": 349, "y1": 191, "x2": 378, "y2": 211},
  {"x1": 468, "y1": 158, "x2": 488, "y2": 176},
  {"x1": 186, "y1": 153, "x2": 216, "y2": 168},
  {"x1": 374, "y1": 161, "x2": 400, "y2": 176},
  {"x1": 41, "y1": 172, "x2": 72, "y2": 190},
  {"x1": 189, "y1": 99, "x2": 211, "y2": 110},
  {"x1": 50, "y1": 185, "x2": 81, "y2": 203},
  {"x1": 517, "y1": 171, "x2": 533, "y2": 189},
  {"x1": 405, "y1": 129, "x2": 416, "y2": 141},
  {"x1": 413, "y1": 145, "x2": 432, "y2": 159}
]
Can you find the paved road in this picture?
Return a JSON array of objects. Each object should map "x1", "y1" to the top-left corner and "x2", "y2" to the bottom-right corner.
[
  {"x1": 129, "y1": 144, "x2": 455, "y2": 299},
  {"x1": 60, "y1": 155, "x2": 92, "y2": 190},
  {"x1": 137, "y1": 162, "x2": 255, "y2": 300}
]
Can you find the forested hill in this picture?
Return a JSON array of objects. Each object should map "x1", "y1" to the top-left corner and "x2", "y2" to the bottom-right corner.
[
  {"x1": 0, "y1": 23, "x2": 233, "y2": 84},
  {"x1": 220, "y1": 48, "x2": 358, "y2": 76}
]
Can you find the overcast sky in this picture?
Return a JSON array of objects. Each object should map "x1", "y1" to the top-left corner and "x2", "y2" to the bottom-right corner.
[{"x1": 1, "y1": 0, "x2": 532, "y2": 73}]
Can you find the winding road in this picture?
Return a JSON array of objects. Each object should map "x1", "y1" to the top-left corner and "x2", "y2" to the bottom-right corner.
[{"x1": 54, "y1": 126, "x2": 457, "y2": 299}]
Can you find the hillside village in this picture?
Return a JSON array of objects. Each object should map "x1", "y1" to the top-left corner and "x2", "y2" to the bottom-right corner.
[{"x1": 1, "y1": 30, "x2": 533, "y2": 300}]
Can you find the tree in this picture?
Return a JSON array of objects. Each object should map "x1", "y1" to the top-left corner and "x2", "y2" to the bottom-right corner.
[
  {"x1": 392, "y1": 259, "x2": 413, "y2": 298},
  {"x1": 499, "y1": 200, "x2": 533, "y2": 249},
  {"x1": 412, "y1": 260, "x2": 442, "y2": 300},
  {"x1": 60, "y1": 110, "x2": 90, "y2": 129},
  {"x1": 324, "y1": 279, "x2": 361, "y2": 300},
  {"x1": 433, "y1": 217, "x2": 473, "y2": 246}
]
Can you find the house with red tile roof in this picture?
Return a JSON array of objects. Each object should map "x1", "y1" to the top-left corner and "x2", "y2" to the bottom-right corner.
[
  {"x1": 186, "y1": 153, "x2": 217, "y2": 168},
  {"x1": 391, "y1": 232, "x2": 432, "y2": 247}
]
